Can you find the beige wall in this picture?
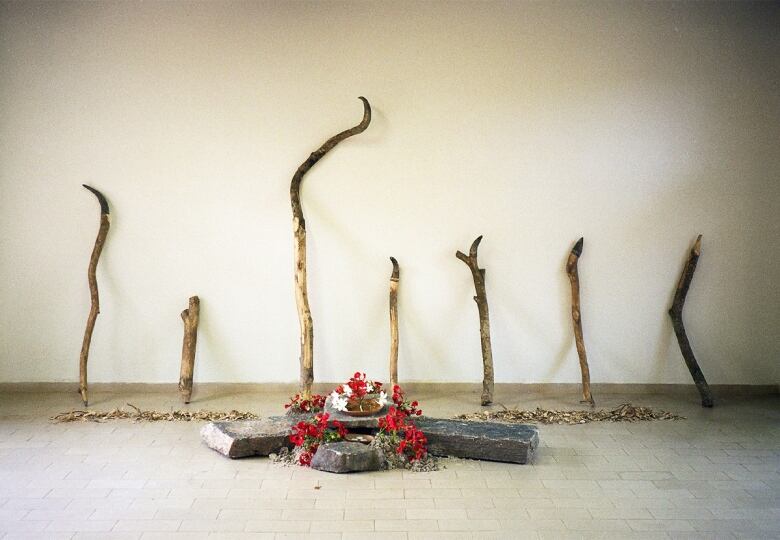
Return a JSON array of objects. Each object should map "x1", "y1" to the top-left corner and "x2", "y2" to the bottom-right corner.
[{"x1": 1, "y1": 1, "x2": 778, "y2": 385}]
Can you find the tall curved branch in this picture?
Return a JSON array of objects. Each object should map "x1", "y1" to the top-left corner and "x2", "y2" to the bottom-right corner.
[
  {"x1": 456, "y1": 235, "x2": 495, "y2": 405},
  {"x1": 290, "y1": 97, "x2": 372, "y2": 398},
  {"x1": 389, "y1": 257, "x2": 400, "y2": 388},
  {"x1": 290, "y1": 97, "x2": 371, "y2": 225},
  {"x1": 566, "y1": 237, "x2": 594, "y2": 406},
  {"x1": 79, "y1": 184, "x2": 110, "y2": 406},
  {"x1": 668, "y1": 235, "x2": 713, "y2": 407}
]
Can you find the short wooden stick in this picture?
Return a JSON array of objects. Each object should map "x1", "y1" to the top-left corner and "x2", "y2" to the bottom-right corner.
[{"x1": 179, "y1": 295, "x2": 200, "y2": 404}]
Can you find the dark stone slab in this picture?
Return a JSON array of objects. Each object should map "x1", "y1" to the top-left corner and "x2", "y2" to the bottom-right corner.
[
  {"x1": 323, "y1": 396, "x2": 389, "y2": 429},
  {"x1": 310, "y1": 441, "x2": 384, "y2": 473},
  {"x1": 200, "y1": 416, "x2": 293, "y2": 459},
  {"x1": 414, "y1": 418, "x2": 538, "y2": 464}
]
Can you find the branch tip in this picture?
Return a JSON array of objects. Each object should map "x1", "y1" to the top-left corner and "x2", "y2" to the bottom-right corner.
[
  {"x1": 389, "y1": 257, "x2": 399, "y2": 279},
  {"x1": 356, "y1": 97, "x2": 371, "y2": 129},
  {"x1": 469, "y1": 235, "x2": 483, "y2": 258},
  {"x1": 572, "y1": 237, "x2": 584, "y2": 257},
  {"x1": 693, "y1": 235, "x2": 702, "y2": 256},
  {"x1": 82, "y1": 184, "x2": 110, "y2": 215}
]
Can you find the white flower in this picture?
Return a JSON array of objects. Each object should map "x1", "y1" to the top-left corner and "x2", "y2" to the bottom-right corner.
[
  {"x1": 378, "y1": 391, "x2": 388, "y2": 407},
  {"x1": 341, "y1": 384, "x2": 353, "y2": 396},
  {"x1": 366, "y1": 382, "x2": 374, "y2": 393},
  {"x1": 331, "y1": 394, "x2": 349, "y2": 412}
]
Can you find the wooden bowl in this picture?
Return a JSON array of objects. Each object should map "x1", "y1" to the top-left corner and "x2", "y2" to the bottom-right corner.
[{"x1": 344, "y1": 399, "x2": 382, "y2": 417}]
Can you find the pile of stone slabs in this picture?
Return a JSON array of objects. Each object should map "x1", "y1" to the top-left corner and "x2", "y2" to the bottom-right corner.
[{"x1": 201, "y1": 415, "x2": 539, "y2": 466}]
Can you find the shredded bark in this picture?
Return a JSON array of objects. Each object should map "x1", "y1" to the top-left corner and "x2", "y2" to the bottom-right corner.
[
  {"x1": 270, "y1": 446, "x2": 300, "y2": 467},
  {"x1": 51, "y1": 404, "x2": 258, "y2": 423},
  {"x1": 455, "y1": 403, "x2": 685, "y2": 425}
]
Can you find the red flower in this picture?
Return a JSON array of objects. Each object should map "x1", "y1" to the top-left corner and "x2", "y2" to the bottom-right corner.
[
  {"x1": 288, "y1": 411, "x2": 350, "y2": 466},
  {"x1": 284, "y1": 393, "x2": 326, "y2": 414},
  {"x1": 298, "y1": 451, "x2": 313, "y2": 466},
  {"x1": 332, "y1": 420, "x2": 348, "y2": 438},
  {"x1": 377, "y1": 384, "x2": 428, "y2": 462}
]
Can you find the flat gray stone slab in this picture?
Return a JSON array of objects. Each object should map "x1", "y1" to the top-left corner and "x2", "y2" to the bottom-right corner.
[
  {"x1": 415, "y1": 418, "x2": 538, "y2": 464},
  {"x1": 310, "y1": 441, "x2": 384, "y2": 473},
  {"x1": 323, "y1": 396, "x2": 389, "y2": 429},
  {"x1": 201, "y1": 416, "x2": 292, "y2": 459}
]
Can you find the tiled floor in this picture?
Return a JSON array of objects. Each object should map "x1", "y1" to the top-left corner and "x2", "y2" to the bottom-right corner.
[{"x1": 0, "y1": 387, "x2": 778, "y2": 539}]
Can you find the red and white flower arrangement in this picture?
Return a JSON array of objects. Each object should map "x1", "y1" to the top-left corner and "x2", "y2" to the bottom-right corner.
[
  {"x1": 275, "y1": 376, "x2": 435, "y2": 471},
  {"x1": 329, "y1": 372, "x2": 388, "y2": 413}
]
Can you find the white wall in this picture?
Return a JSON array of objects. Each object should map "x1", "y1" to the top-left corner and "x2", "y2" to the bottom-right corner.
[{"x1": 1, "y1": 1, "x2": 778, "y2": 386}]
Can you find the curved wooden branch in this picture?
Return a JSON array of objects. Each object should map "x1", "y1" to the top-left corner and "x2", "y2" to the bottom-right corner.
[
  {"x1": 456, "y1": 235, "x2": 494, "y2": 405},
  {"x1": 179, "y1": 296, "x2": 200, "y2": 404},
  {"x1": 79, "y1": 184, "x2": 110, "y2": 406},
  {"x1": 668, "y1": 235, "x2": 713, "y2": 407},
  {"x1": 389, "y1": 257, "x2": 400, "y2": 388},
  {"x1": 290, "y1": 97, "x2": 372, "y2": 398},
  {"x1": 566, "y1": 237, "x2": 594, "y2": 406}
]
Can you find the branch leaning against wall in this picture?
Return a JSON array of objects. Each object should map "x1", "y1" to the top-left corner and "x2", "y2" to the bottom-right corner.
[
  {"x1": 669, "y1": 235, "x2": 714, "y2": 408},
  {"x1": 566, "y1": 237, "x2": 594, "y2": 407},
  {"x1": 289, "y1": 97, "x2": 372, "y2": 399},
  {"x1": 388, "y1": 257, "x2": 400, "y2": 388},
  {"x1": 179, "y1": 295, "x2": 200, "y2": 404},
  {"x1": 79, "y1": 184, "x2": 110, "y2": 407},
  {"x1": 456, "y1": 236, "x2": 495, "y2": 406}
]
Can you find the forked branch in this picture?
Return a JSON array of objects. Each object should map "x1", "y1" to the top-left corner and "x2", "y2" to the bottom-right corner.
[{"x1": 456, "y1": 236, "x2": 495, "y2": 405}]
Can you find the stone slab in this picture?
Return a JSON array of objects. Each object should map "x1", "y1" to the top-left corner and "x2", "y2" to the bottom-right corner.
[
  {"x1": 200, "y1": 416, "x2": 293, "y2": 459},
  {"x1": 414, "y1": 418, "x2": 538, "y2": 464},
  {"x1": 310, "y1": 441, "x2": 384, "y2": 473}
]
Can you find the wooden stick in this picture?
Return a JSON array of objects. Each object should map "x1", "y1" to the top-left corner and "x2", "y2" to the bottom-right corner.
[
  {"x1": 179, "y1": 296, "x2": 200, "y2": 404},
  {"x1": 456, "y1": 236, "x2": 495, "y2": 406},
  {"x1": 79, "y1": 185, "x2": 110, "y2": 407},
  {"x1": 389, "y1": 257, "x2": 400, "y2": 388},
  {"x1": 566, "y1": 237, "x2": 594, "y2": 406},
  {"x1": 669, "y1": 235, "x2": 713, "y2": 407},
  {"x1": 290, "y1": 97, "x2": 371, "y2": 398}
]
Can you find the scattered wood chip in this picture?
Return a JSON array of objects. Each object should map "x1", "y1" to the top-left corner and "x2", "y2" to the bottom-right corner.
[
  {"x1": 51, "y1": 404, "x2": 258, "y2": 423},
  {"x1": 455, "y1": 403, "x2": 684, "y2": 425}
]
